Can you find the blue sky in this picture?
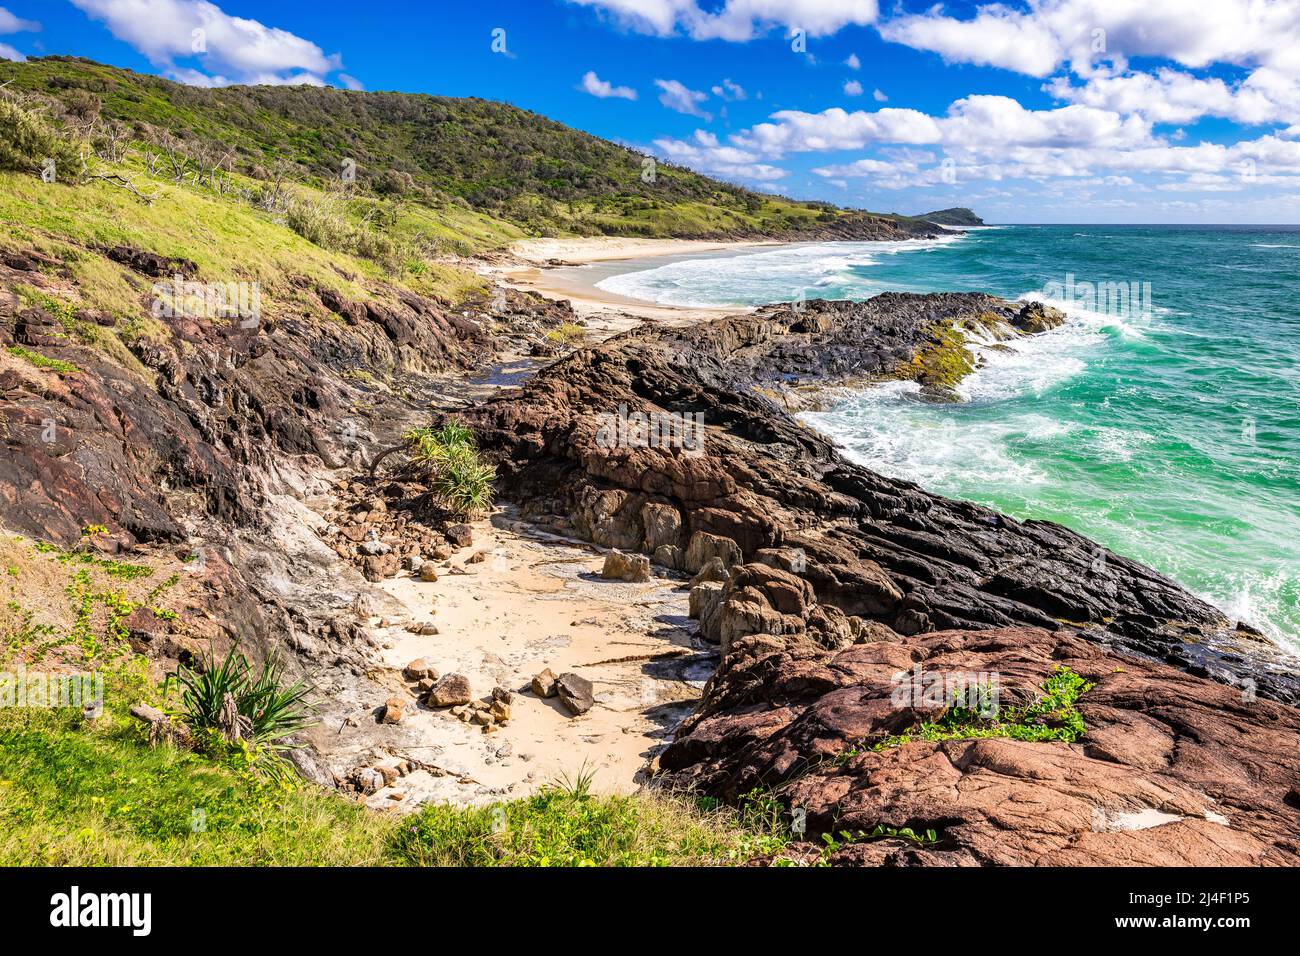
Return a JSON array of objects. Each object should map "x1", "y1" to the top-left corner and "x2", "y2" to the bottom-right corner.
[{"x1": 3, "y1": 0, "x2": 1300, "y2": 223}]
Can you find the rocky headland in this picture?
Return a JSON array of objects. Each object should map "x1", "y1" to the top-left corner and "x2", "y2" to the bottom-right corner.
[{"x1": 4, "y1": 235, "x2": 1298, "y2": 864}]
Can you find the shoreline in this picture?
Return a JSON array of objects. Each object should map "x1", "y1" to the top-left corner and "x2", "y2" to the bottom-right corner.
[{"x1": 479, "y1": 237, "x2": 777, "y2": 327}]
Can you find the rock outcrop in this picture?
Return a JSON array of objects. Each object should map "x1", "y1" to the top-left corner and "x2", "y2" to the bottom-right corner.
[
  {"x1": 460, "y1": 292, "x2": 1297, "y2": 705},
  {"x1": 658, "y1": 570, "x2": 1300, "y2": 865}
]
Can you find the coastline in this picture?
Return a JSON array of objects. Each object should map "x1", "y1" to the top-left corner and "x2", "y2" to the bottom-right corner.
[{"x1": 480, "y1": 237, "x2": 776, "y2": 327}]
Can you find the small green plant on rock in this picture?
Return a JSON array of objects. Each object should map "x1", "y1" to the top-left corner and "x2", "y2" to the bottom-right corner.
[
  {"x1": 872, "y1": 666, "x2": 1095, "y2": 751},
  {"x1": 6, "y1": 345, "x2": 80, "y2": 375},
  {"x1": 402, "y1": 420, "x2": 496, "y2": 517},
  {"x1": 543, "y1": 322, "x2": 587, "y2": 347}
]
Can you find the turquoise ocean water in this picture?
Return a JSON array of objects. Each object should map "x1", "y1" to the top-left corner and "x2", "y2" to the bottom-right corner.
[{"x1": 596, "y1": 226, "x2": 1300, "y2": 648}]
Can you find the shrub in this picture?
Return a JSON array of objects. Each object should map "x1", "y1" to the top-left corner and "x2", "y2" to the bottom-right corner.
[
  {"x1": 403, "y1": 420, "x2": 496, "y2": 517},
  {"x1": 0, "y1": 95, "x2": 82, "y2": 178},
  {"x1": 544, "y1": 322, "x2": 587, "y2": 347},
  {"x1": 171, "y1": 647, "x2": 316, "y2": 750}
]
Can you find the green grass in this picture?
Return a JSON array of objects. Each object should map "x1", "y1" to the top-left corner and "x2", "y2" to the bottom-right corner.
[
  {"x1": 5, "y1": 345, "x2": 80, "y2": 374},
  {"x1": 0, "y1": 710, "x2": 389, "y2": 866},
  {"x1": 872, "y1": 666, "x2": 1095, "y2": 751},
  {"x1": 0, "y1": 704, "x2": 779, "y2": 866},
  {"x1": 543, "y1": 321, "x2": 587, "y2": 346},
  {"x1": 391, "y1": 787, "x2": 763, "y2": 867}
]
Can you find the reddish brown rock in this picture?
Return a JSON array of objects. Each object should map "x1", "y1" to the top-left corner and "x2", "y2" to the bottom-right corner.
[
  {"x1": 426, "y1": 673, "x2": 472, "y2": 708},
  {"x1": 460, "y1": 294, "x2": 1298, "y2": 705},
  {"x1": 659, "y1": 578, "x2": 1300, "y2": 866}
]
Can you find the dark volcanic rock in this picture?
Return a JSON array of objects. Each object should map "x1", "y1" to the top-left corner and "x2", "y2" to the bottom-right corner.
[{"x1": 460, "y1": 292, "x2": 1298, "y2": 705}]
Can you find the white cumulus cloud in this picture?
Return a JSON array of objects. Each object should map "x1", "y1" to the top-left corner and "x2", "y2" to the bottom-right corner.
[
  {"x1": 567, "y1": 0, "x2": 879, "y2": 42},
  {"x1": 656, "y1": 78, "x2": 712, "y2": 119},
  {"x1": 0, "y1": 4, "x2": 38, "y2": 61},
  {"x1": 69, "y1": 0, "x2": 353, "y2": 88},
  {"x1": 580, "y1": 70, "x2": 637, "y2": 99}
]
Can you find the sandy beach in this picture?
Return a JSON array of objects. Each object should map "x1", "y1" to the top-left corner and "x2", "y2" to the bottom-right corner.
[
  {"x1": 347, "y1": 510, "x2": 712, "y2": 809},
  {"x1": 481, "y1": 236, "x2": 775, "y2": 328}
]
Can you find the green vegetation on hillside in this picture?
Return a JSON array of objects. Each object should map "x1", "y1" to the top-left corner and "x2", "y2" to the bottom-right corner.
[
  {"x1": 0, "y1": 56, "x2": 918, "y2": 242},
  {"x1": 0, "y1": 533, "x2": 790, "y2": 867}
]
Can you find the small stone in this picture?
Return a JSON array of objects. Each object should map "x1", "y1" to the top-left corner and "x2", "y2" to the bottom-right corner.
[
  {"x1": 359, "y1": 539, "x2": 392, "y2": 556},
  {"x1": 467, "y1": 550, "x2": 489, "y2": 564},
  {"x1": 419, "y1": 564, "x2": 439, "y2": 582},
  {"x1": 377, "y1": 765, "x2": 400, "y2": 785},
  {"x1": 381, "y1": 696, "x2": 404, "y2": 724},
  {"x1": 490, "y1": 700, "x2": 511, "y2": 722},
  {"x1": 471, "y1": 710, "x2": 492, "y2": 726},
  {"x1": 417, "y1": 677, "x2": 435, "y2": 694},
  {"x1": 404, "y1": 658, "x2": 438, "y2": 680},
  {"x1": 531, "y1": 668, "x2": 558, "y2": 698},
  {"x1": 445, "y1": 524, "x2": 474, "y2": 549},
  {"x1": 355, "y1": 768, "x2": 383, "y2": 794},
  {"x1": 492, "y1": 686, "x2": 514, "y2": 705},
  {"x1": 406, "y1": 621, "x2": 439, "y2": 635},
  {"x1": 427, "y1": 673, "x2": 472, "y2": 708}
]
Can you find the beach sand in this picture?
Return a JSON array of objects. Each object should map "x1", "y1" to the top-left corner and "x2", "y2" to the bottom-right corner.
[
  {"x1": 347, "y1": 238, "x2": 774, "y2": 809},
  {"x1": 353, "y1": 510, "x2": 714, "y2": 809},
  {"x1": 481, "y1": 236, "x2": 772, "y2": 328}
]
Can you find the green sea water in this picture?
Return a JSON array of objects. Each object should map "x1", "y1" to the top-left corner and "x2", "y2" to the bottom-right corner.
[{"x1": 596, "y1": 226, "x2": 1300, "y2": 647}]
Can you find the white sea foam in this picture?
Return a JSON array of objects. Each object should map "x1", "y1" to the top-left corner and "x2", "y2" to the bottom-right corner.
[{"x1": 595, "y1": 235, "x2": 965, "y2": 307}]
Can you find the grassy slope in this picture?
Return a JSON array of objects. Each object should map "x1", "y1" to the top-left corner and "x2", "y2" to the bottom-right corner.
[
  {"x1": 0, "y1": 534, "x2": 781, "y2": 867},
  {"x1": 0, "y1": 56, "x2": 909, "y2": 242}
]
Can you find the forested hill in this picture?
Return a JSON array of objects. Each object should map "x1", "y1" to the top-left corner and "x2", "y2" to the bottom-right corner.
[{"x1": 0, "y1": 56, "x2": 942, "y2": 243}]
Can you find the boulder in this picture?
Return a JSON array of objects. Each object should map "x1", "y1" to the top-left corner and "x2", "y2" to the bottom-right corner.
[
  {"x1": 689, "y1": 556, "x2": 729, "y2": 586},
  {"x1": 426, "y1": 673, "x2": 472, "y2": 708},
  {"x1": 445, "y1": 524, "x2": 474, "y2": 548},
  {"x1": 641, "y1": 502, "x2": 682, "y2": 553},
  {"x1": 688, "y1": 580, "x2": 725, "y2": 626},
  {"x1": 653, "y1": 544, "x2": 683, "y2": 570},
  {"x1": 531, "y1": 668, "x2": 558, "y2": 698},
  {"x1": 403, "y1": 658, "x2": 438, "y2": 680},
  {"x1": 684, "y1": 532, "x2": 742, "y2": 575},
  {"x1": 601, "y1": 549, "x2": 652, "y2": 582},
  {"x1": 556, "y1": 672, "x2": 594, "y2": 716}
]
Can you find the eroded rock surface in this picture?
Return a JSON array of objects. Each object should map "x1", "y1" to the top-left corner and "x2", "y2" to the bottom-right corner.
[
  {"x1": 658, "y1": 572, "x2": 1300, "y2": 865},
  {"x1": 461, "y1": 293, "x2": 1297, "y2": 704}
]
